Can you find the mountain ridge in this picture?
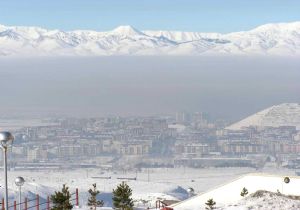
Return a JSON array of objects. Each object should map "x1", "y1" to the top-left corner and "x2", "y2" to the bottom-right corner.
[{"x1": 0, "y1": 22, "x2": 300, "y2": 56}]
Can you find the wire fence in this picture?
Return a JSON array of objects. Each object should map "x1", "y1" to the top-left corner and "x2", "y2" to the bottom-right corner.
[{"x1": 1, "y1": 189, "x2": 79, "y2": 210}]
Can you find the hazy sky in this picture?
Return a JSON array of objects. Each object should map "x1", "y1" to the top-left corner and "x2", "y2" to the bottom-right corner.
[
  {"x1": 0, "y1": 57, "x2": 299, "y2": 121},
  {"x1": 0, "y1": 0, "x2": 299, "y2": 32}
]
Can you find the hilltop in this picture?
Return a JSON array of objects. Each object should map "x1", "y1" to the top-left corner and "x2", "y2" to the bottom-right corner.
[{"x1": 227, "y1": 103, "x2": 300, "y2": 130}]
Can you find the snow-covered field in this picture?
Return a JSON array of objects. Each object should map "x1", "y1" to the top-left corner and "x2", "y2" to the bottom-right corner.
[
  {"x1": 0, "y1": 119, "x2": 58, "y2": 130},
  {"x1": 0, "y1": 167, "x2": 255, "y2": 208},
  {"x1": 0, "y1": 167, "x2": 298, "y2": 209}
]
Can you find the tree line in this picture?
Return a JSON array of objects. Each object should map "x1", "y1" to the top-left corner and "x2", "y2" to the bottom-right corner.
[{"x1": 50, "y1": 182, "x2": 133, "y2": 210}]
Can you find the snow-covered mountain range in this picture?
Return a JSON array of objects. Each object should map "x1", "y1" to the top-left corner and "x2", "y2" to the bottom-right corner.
[
  {"x1": 0, "y1": 22, "x2": 300, "y2": 56},
  {"x1": 227, "y1": 103, "x2": 300, "y2": 130}
]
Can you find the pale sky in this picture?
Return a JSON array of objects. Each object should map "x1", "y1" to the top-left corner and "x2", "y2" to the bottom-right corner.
[{"x1": 0, "y1": 0, "x2": 299, "y2": 32}]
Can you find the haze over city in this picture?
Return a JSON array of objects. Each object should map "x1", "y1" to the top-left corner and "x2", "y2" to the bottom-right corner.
[{"x1": 0, "y1": 56, "x2": 299, "y2": 120}]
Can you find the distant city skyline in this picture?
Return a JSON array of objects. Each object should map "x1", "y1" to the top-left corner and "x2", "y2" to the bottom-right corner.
[{"x1": 0, "y1": 0, "x2": 299, "y2": 33}]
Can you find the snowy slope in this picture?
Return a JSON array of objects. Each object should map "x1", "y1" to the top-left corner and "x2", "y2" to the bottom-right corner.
[
  {"x1": 226, "y1": 103, "x2": 300, "y2": 130},
  {"x1": 172, "y1": 174, "x2": 300, "y2": 210},
  {"x1": 218, "y1": 191, "x2": 300, "y2": 210},
  {"x1": 0, "y1": 22, "x2": 300, "y2": 56}
]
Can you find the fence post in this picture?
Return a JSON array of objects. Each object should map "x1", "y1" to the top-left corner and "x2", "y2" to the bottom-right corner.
[
  {"x1": 76, "y1": 188, "x2": 79, "y2": 206},
  {"x1": 47, "y1": 196, "x2": 50, "y2": 210},
  {"x1": 25, "y1": 197, "x2": 28, "y2": 210},
  {"x1": 14, "y1": 201, "x2": 17, "y2": 210},
  {"x1": 2, "y1": 198, "x2": 4, "y2": 210},
  {"x1": 36, "y1": 194, "x2": 39, "y2": 210}
]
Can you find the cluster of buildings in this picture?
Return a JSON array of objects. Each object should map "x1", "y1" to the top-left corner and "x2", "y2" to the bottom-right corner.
[
  {"x1": 2, "y1": 111, "x2": 300, "y2": 170},
  {"x1": 174, "y1": 125, "x2": 300, "y2": 167}
]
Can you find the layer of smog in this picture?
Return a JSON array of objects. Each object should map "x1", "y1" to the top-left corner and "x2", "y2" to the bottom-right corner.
[{"x1": 0, "y1": 56, "x2": 299, "y2": 120}]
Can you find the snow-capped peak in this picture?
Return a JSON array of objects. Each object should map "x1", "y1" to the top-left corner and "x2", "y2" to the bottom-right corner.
[
  {"x1": 111, "y1": 25, "x2": 144, "y2": 36},
  {"x1": 250, "y1": 21, "x2": 300, "y2": 33}
]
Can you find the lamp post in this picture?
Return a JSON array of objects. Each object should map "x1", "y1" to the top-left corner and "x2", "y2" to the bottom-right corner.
[
  {"x1": 0, "y1": 131, "x2": 14, "y2": 210},
  {"x1": 15, "y1": 177, "x2": 25, "y2": 210},
  {"x1": 282, "y1": 176, "x2": 290, "y2": 194}
]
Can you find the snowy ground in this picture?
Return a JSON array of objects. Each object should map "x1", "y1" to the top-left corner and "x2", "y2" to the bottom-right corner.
[
  {"x1": 218, "y1": 191, "x2": 300, "y2": 210},
  {"x1": 172, "y1": 173, "x2": 300, "y2": 210},
  {"x1": 0, "y1": 167, "x2": 297, "y2": 209}
]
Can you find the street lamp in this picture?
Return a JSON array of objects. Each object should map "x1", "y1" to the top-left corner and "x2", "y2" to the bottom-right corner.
[
  {"x1": 282, "y1": 176, "x2": 290, "y2": 194},
  {"x1": 15, "y1": 177, "x2": 25, "y2": 210},
  {"x1": 0, "y1": 131, "x2": 14, "y2": 210}
]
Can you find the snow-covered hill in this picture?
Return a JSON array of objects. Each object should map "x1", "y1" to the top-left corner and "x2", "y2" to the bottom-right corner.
[
  {"x1": 171, "y1": 174, "x2": 300, "y2": 210},
  {"x1": 226, "y1": 103, "x2": 300, "y2": 130},
  {"x1": 0, "y1": 22, "x2": 300, "y2": 56},
  {"x1": 219, "y1": 190, "x2": 300, "y2": 210}
]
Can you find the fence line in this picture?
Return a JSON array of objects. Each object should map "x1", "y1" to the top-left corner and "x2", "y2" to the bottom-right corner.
[{"x1": 1, "y1": 188, "x2": 79, "y2": 210}]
